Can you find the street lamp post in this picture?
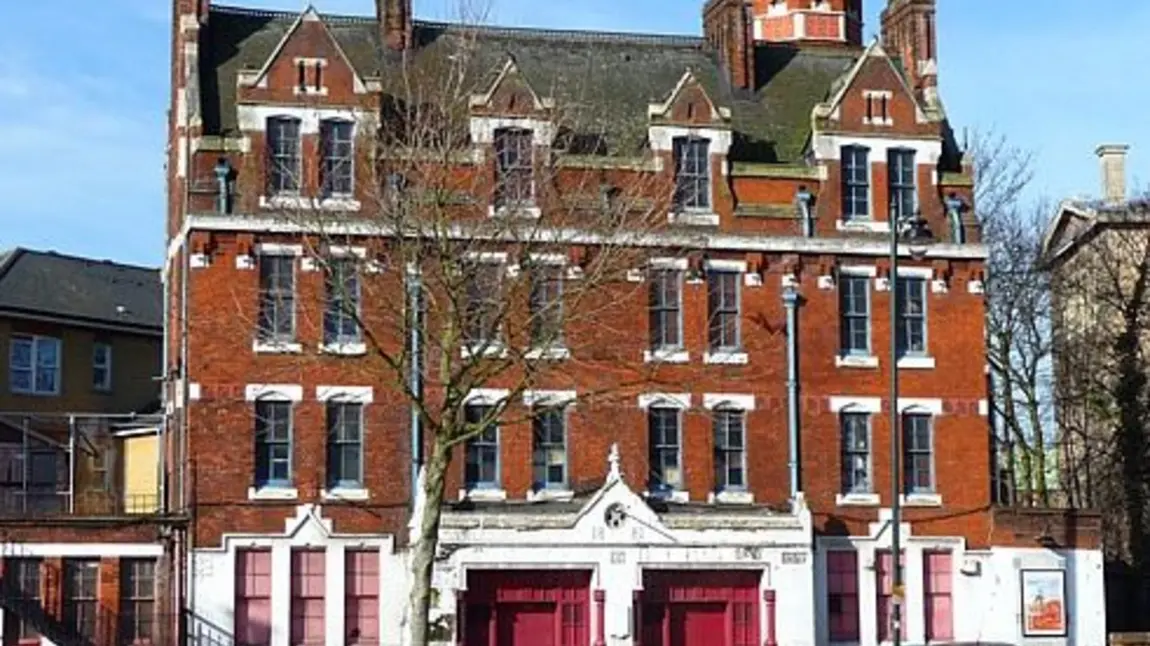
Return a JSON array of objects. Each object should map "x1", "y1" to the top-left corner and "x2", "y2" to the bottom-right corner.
[{"x1": 888, "y1": 206, "x2": 932, "y2": 646}]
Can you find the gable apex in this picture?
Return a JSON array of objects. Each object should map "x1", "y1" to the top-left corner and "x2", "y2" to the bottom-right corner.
[
  {"x1": 647, "y1": 69, "x2": 730, "y2": 123},
  {"x1": 814, "y1": 36, "x2": 933, "y2": 125},
  {"x1": 469, "y1": 56, "x2": 555, "y2": 111},
  {"x1": 242, "y1": 5, "x2": 370, "y2": 93}
]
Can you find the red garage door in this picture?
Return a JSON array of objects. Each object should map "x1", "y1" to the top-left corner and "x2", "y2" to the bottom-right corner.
[
  {"x1": 639, "y1": 570, "x2": 761, "y2": 646},
  {"x1": 461, "y1": 570, "x2": 591, "y2": 646}
]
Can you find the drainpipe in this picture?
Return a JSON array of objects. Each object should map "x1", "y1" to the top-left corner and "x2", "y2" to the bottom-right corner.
[
  {"x1": 407, "y1": 264, "x2": 424, "y2": 501},
  {"x1": 945, "y1": 193, "x2": 965, "y2": 244},
  {"x1": 796, "y1": 186, "x2": 815, "y2": 238},
  {"x1": 782, "y1": 284, "x2": 801, "y2": 499},
  {"x1": 214, "y1": 158, "x2": 231, "y2": 214}
]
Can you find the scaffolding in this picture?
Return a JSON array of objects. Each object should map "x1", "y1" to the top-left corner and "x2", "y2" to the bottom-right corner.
[{"x1": 0, "y1": 412, "x2": 166, "y2": 518}]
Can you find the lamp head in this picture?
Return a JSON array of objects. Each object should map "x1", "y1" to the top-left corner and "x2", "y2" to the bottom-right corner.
[{"x1": 902, "y1": 211, "x2": 934, "y2": 260}]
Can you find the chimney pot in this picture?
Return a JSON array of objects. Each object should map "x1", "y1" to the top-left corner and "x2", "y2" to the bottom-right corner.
[{"x1": 1096, "y1": 144, "x2": 1130, "y2": 204}]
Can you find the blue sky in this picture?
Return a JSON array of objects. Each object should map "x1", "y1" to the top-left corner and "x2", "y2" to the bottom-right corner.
[{"x1": 1, "y1": 0, "x2": 1147, "y2": 267}]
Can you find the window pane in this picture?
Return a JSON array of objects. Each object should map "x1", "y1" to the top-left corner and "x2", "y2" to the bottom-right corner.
[{"x1": 674, "y1": 137, "x2": 711, "y2": 209}]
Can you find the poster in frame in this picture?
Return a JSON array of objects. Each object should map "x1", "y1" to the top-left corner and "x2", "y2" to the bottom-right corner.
[{"x1": 1021, "y1": 568, "x2": 1068, "y2": 637}]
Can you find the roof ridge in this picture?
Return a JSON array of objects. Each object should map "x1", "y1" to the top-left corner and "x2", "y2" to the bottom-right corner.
[
  {"x1": 416, "y1": 20, "x2": 705, "y2": 48},
  {"x1": 210, "y1": 4, "x2": 375, "y2": 24},
  {"x1": 10, "y1": 248, "x2": 160, "y2": 274}
]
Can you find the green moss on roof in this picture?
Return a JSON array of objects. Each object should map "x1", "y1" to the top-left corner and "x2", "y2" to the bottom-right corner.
[{"x1": 202, "y1": 6, "x2": 862, "y2": 164}]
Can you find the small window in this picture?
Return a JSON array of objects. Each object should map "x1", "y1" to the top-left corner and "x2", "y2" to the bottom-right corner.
[
  {"x1": 896, "y1": 277, "x2": 927, "y2": 357},
  {"x1": 324, "y1": 258, "x2": 361, "y2": 346},
  {"x1": 841, "y1": 146, "x2": 869, "y2": 221},
  {"x1": 236, "y1": 550, "x2": 272, "y2": 646},
  {"x1": 924, "y1": 551, "x2": 954, "y2": 641},
  {"x1": 119, "y1": 559, "x2": 156, "y2": 645},
  {"x1": 63, "y1": 560, "x2": 99, "y2": 640},
  {"x1": 290, "y1": 550, "x2": 326, "y2": 646},
  {"x1": 531, "y1": 406, "x2": 567, "y2": 490},
  {"x1": 840, "y1": 412, "x2": 871, "y2": 494},
  {"x1": 673, "y1": 136, "x2": 711, "y2": 210},
  {"x1": 494, "y1": 128, "x2": 534, "y2": 208},
  {"x1": 888, "y1": 148, "x2": 917, "y2": 219},
  {"x1": 713, "y1": 408, "x2": 746, "y2": 491},
  {"x1": 92, "y1": 342, "x2": 113, "y2": 392},
  {"x1": 826, "y1": 551, "x2": 860, "y2": 641},
  {"x1": 320, "y1": 120, "x2": 355, "y2": 198},
  {"x1": 464, "y1": 404, "x2": 500, "y2": 489},
  {"x1": 647, "y1": 407, "x2": 682, "y2": 493},
  {"x1": 326, "y1": 402, "x2": 364, "y2": 489},
  {"x1": 529, "y1": 263, "x2": 564, "y2": 348},
  {"x1": 257, "y1": 255, "x2": 296, "y2": 344},
  {"x1": 266, "y1": 116, "x2": 302, "y2": 195},
  {"x1": 903, "y1": 413, "x2": 934, "y2": 493},
  {"x1": 9, "y1": 334, "x2": 61, "y2": 395},
  {"x1": 707, "y1": 270, "x2": 740, "y2": 352},
  {"x1": 648, "y1": 269, "x2": 683, "y2": 351},
  {"x1": 254, "y1": 400, "x2": 292, "y2": 488},
  {"x1": 839, "y1": 276, "x2": 870, "y2": 355},
  {"x1": 463, "y1": 262, "x2": 503, "y2": 346},
  {"x1": 4, "y1": 559, "x2": 41, "y2": 641},
  {"x1": 345, "y1": 551, "x2": 380, "y2": 646}
]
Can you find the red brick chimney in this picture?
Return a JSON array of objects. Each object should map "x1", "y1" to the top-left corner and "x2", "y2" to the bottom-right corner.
[
  {"x1": 378, "y1": 0, "x2": 413, "y2": 51},
  {"x1": 703, "y1": 0, "x2": 756, "y2": 91},
  {"x1": 881, "y1": 0, "x2": 939, "y2": 104}
]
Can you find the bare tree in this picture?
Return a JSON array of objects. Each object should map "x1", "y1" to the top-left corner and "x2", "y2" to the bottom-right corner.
[{"x1": 242, "y1": 12, "x2": 685, "y2": 644}]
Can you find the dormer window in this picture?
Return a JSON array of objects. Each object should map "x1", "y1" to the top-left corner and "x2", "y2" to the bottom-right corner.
[
  {"x1": 673, "y1": 136, "x2": 711, "y2": 210},
  {"x1": 863, "y1": 91, "x2": 893, "y2": 126},
  {"x1": 320, "y1": 120, "x2": 354, "y2": 198},
  {"x1": 267, "y1": 116, "x2": 301, "y2": 195},
  {"x1": 494, "y1": 127, "x2": 534, "y2": 209}
]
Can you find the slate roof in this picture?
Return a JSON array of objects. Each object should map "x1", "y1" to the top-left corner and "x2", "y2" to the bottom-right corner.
[
  {"x1": 201, "y1": 5, "x2": 860, "y2": 162},
  {"x1": 0, "y1": 248, "x2": 162, "y2": 332}
]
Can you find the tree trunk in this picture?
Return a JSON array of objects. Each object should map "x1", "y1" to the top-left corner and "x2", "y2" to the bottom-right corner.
[{"x1": 408, "y1": 441, "x2": 451, "y2": 646}]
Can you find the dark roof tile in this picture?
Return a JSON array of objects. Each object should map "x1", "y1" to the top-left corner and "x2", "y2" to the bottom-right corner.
[{"x1": 0, "y1": 249, "x2": 162, "y2": 331}]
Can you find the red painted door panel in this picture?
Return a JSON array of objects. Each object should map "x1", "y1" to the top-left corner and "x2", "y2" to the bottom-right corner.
[
  {"x1": 670, "y1": 603, "x2": 726, "y2": 646},
  {"x1": 497, "y1": 603, "x2": 556, "y2": 646}
]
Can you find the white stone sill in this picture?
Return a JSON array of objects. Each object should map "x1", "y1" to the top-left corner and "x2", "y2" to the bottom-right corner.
[
  {"x1": 320, "y1": 341, "x2": 367, "y2": 356},
  {"x1": 900, "y1": 493, "x2": 943, "y2": 507},
  {"x1": 704, "y1": 351, "x2": 749, "y2": 365},
  {"x1": 527, "y1": 488, "x2": 575, "y2": 502},
  {"x1": 248, "y1": 486, "x2": 298, "y2": 501},
  {"x1": 669, "y1": 210, "x2": 720, "y2": 227},
  {"x1": 837, "y1": 219, "x2": 892, "y2": 233},
  {"x1": 488, "y1": 204, "x2": 542, "y2": 219},
  {"x1": 708, "y1": 490, "x2": 754, "y2": 504},
  {"x1": 321, "y1": 487, "x2": 370, "y2": 501},
  {"x1": 253, "y1": 340, "x2": 302, "y2": 354},
  {"x1": 643, "y1": 490, "x2": 689, "y2": 503},
  {"x1": 897, "y1": 355, "x2": 937, "y2": 369},
  {"x1": 461, "y1": 343, "x2": 508, "y2": 360},
  {"x1": 259, "y1": 194, "x2": 361, "y2": 211},
  {"x1": 836, "y1": 354, "x2": 878, "y2": 369},
  {"x1": 525, "y1": 346, "x2": 571, "y2": 361},
  {"x1": 459, "y1": 488, "x2": 508, "y2": 502},
  {"x1": 836, "y1": 492, "x2": 881, "y2": 507},
  {"x1": 644, "y1": 349, "x2": 690, "y2": 364}
]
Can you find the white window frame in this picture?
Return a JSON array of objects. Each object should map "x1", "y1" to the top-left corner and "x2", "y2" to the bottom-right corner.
[
  {"x1": 92, "y1": 342, "x2": 113, "y2": 392},
  {"x1": 712, "y1": 406, "x2": 748, "y2": 493},
  {"x1": 839, "y1": 409, "x2": 873, "y2": 497},
  {"x1": 9, "y1": 334, "x2": 61, "y2": 396}
]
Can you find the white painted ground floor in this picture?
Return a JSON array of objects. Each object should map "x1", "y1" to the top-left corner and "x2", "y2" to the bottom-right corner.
[{"x1": 184, "y1": 467, "x2": 1107, "y2": 646}]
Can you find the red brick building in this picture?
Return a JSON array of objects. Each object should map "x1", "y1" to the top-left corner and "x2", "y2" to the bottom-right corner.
[{"x1": 165, "y1": 0, "x2": 1104, "y2": 645}]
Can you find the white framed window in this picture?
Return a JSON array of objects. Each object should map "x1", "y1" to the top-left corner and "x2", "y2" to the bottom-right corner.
[
  {"x1": 464, "y1": 403, "x2": 500, "y2": 489},
  {"x1": 529, "y1": 262, "x2": 564, "y2": 349},
  {"x1": 463, "y1": 261, "x2": 504, "y2": 347},
  {"x1": 707, "y1": 269, "x2": 741, "y2": 352},
  {"x1": 92, "y1": 342, "x2": 113, "y2": 392},
  {"x1": 840, "y1": 412, "x2": 871, "y2": 494},
  {"x1": 903, "y1": 413, "x2": 935, "y2": 493},
  {"x1": 673, "y1": 136, "x2": 711, "y2": 210},
  {"x1": 258, "y1": 255, "x2": 296, "y2": 344},
  {"x1": 323, "y1": 258, "x2": 361, "y2": 346},
  {"x1": 648, "y1": 406, "x2": 682, "y2": 494},
  {"x1": 649, "y1": 269, "x2": 683, "y2": 351},
  {"x1": 712, "y1": 407, "x2": 746, "y2": 491},
  {"x1": 839, "y1": 275, "x2": 870, "y2": 355},
  {"x1": 896, "y1": 277, "x2": 928, "y2": 357},
  {"x1": 531, "y1": 405, "x2": 567, "y2": 490},
  {"x1": 320, "y1": 119, "x2": 354, "y2": 198},
  {"x1": 10, "y1": 335, "x2": 61, "y2": 396},
  {"x1": 266, "y1": 116, "x2": 302, "y2": 195},
  {"x1": 494, "y1": 127, "x2": 534, "y2": 208},
  {"x1": 841, "y1": 145, "x2": 870, "y2": 220},
  {"x1": 888, "y1": 148, "x2": 917, "y2": 219}
]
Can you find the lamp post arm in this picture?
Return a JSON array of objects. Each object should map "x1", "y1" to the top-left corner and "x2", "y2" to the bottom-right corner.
[{"x1": 890, "y1": 208, "x2": 903, "y2": 646}]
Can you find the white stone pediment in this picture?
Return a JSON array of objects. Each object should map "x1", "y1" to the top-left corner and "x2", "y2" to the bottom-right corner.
[
  {"x1": 284, "y1": 503, "x2": 334, "y2": 545},
  {"x1": 572, "y1": 474, "x2": 667, "y2": 541}
]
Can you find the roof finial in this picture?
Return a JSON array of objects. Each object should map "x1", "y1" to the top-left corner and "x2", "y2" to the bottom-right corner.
[{"x1": 607, "y1": 443, "x2": 621, "y2": 481}]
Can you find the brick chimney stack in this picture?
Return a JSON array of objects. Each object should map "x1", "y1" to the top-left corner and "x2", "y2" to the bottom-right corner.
[
  {"x1": 703, "y1": 0, "x2": 756, "y2": 91},
  {"x1": 881, "y1": 0, "x2": 939, "y2": 105},
  {"x1": 379, "y1": 0, "x2": 413, "y2": 51},
  {"x1": 1097, "y1": 144, "x2": 1130, "y2": 205}
]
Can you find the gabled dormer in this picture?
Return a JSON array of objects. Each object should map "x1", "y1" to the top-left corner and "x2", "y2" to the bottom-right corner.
[
  {"x1": 236, "y1": 6, "x2": 374, "y2": 101},
  {"x1": 813, "y1": 39, "x2": 938, "y2": 136},
  {"x1": 469, "y1": 57, "x2": 556, "y2": 219},
  {"x1": 648, "y1": 71, "x2": 733, "y2": 227}
]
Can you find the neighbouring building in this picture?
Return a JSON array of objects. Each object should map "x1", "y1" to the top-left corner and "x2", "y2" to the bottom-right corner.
[
  {"x1": 165, "y1": 0, "x2": 1105, "y2": 645},
  {"x1": 1044, "y1": 144, "x2": 1150, "y2": 630},
  {"x1": 0, "y1": 248, "x2": 181, "y2": 645}
]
